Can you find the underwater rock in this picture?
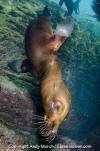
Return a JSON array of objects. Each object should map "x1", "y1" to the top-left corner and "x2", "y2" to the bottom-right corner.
[
  {"x1": 0, "y1": 86, "x2": 35, "y2": 131},
  {"x1": 0, "y1": 77, "x2": 39, "y2": 149},
  {"x1": 8, "y1": 10, "x2": 20, "y2": 17},
  {"x1": 0, "y1": 5, "x2": 4, "y2": 10},
  {"x1": 0, "y1": 122, "x2": 25, "y2": 151}
]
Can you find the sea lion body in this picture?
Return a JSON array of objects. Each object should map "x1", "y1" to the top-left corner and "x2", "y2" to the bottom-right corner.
[
  {"x1": 24, "y1": 16, "x2": 54, "y2": 79},
  {"x1": 11, "y1": 13, "x2": 74, "y2": 141},
  {"x1": 41, "y1": 55, "x2": 71, "y2": 137},
  {"x1": 23, "y1": 15, "x2": 73, "y2": 141}
]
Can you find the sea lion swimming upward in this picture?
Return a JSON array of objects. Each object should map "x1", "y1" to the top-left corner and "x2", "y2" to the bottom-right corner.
[
  {"x1": 92, "y1": 0, "x2": 100, "y2": 21},
  {"x1": 10, "y1": 9, "x2": 74, "y2": 141}
]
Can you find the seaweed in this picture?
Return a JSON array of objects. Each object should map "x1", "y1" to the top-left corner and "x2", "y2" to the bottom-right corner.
[
  {"x1": 8, "y1": 10, "x2": 20, "y2": 17},
  {"x1": 0, "y1": 5, "x2": 4, "y2": 10}
]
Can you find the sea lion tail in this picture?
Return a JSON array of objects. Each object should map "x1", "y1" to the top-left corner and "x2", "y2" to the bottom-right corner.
[{"x1": 54, "y1": 17, "x2": 74, "y2": 37}]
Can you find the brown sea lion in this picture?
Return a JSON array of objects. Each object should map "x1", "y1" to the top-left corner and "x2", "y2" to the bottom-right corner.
[
  {"x1": 10, "y1": 11, "x2": 74, "y2": 141},
  {"x1": 40, "y1": 55, "x2": 71, "y2": 141}
]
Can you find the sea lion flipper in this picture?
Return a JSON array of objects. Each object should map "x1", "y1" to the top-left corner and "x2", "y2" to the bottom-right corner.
[
  {"x1": 54, "y1": 16, "x2": 74, "y2": 37},
  {"x1": 21, "y1": 59, "x2": 31, "y2": 73},
  {"x1": 45, "y1": 17, "x2": 74, "y2": 51},
  {"x1": 8, "y1": 59, "x2": 31, "y2": 73},
  {"x1": 8, "y1": 60, "x2": 23, "y2": 73}
]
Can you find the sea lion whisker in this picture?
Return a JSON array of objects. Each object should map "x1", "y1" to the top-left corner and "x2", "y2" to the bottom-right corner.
[
  {"x1": 33, "y1": 121, "x2": 46, "y2": 125},
  {"x1": 33, "y1": 114, "x2": 44, "y2": 118},
  {"x1": 38, "y1": 123, "x2": 47, "y2": 128},
  {"x1": 38, "y1": 125, "x2": 49, "y2": 133},
  {"x1": 39, "y1": 127, "x2": 48, "y2": 133},
  {"x1": 44, "y1": 131, "x2": 53, "y2": 138},
  {"x1": 39, "y1": 125, "x2": 47, "y2": 131},
  {"x1": 36, "y1": 120, "x2": 49, "y2": 125},
  {"x1": 32, "y1": 117, "x2": 44, "y2": 120},
  {"x1": 33, "y1": 115, "x2": 49, "y2": 122},
  {"x1": 39, "y1": 125, "x2": 48, "y2": 130},
  {"x1": 40, "y1": 131, "x2": 49, "y2": 137},
  {"x1": 41, "y1": 129, "x2": 50, "y2": 136},
  {"x1": 33, "y1": 122, "x2": 45, "y2": 125},
  {"x1": 36, "y1": 121, "x2": 46, "y2": 124},
  {"x1": 46, "y1": 130, "x2": 52, "y2": 136},
  {"x1": 32, "y1": 117, "x2": 48, "y2": 123},
  {"x1": 34, "y1": 117, "x2": 44, "y2": 120},
  {"x1": 43, "y1": 133, "x2": 53, "y2": 141},
  {"x1": 45, "y1": 133, "x2": 56, "y2": 142},
  {"x1": 32, "y1": 118, "x2": 47, "y2": 123},
  {"x1": 41, "y1": 131, "x2": 51, "y2": 138},
  {"x1": 40, "y1": 131, "x2": 49, "y2": 136},
  {"x1": 49, "y1": 133, "x2": 56, "y2": 142},
  {"x1": 37, "y1": 119, "x2": 48, "y2": 122},
  {"x1": 39, "y1": 124, "x2": 47, "y2": 129},
  {"x1": 41, "y1": 130, "x2": 52, "y2": 137},
  {"x1": 32, "y1": 117, "x2": 45, "y2": 121},
  {"x1": 32, "y1": 116, "x2": 44, "y2": 119},
  {"x1": 39, "y1": 128, "x2": 47, "y2": 134},
  {"x1": 39, "y1": 127, "x2": 49, "y2": 135},
  {"x1": 32, "y1": 116, "x2": 48, "y2": 121}
]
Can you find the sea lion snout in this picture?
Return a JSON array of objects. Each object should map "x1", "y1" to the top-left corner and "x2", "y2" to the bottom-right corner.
[
  {"x1": 38, "y1": 114, "x2": 58, "y2": 142},
  {"x1": 44, "y1": 114, "x2": 59, "y2": 131}
]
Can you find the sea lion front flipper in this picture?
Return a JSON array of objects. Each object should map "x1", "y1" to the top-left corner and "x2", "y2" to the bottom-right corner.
[
  {"x1": 45, "y1": 17, "x2": 74, "y2": 51},
  {"x1": 21, "y1": 59, "x2": 31, "y2": 73},
  {"x1": 54, "y1": 16, "x2": 74, "y2": 37},
  {"x1": 8, "y1": 59, "x2": 31, "y2": 73}
]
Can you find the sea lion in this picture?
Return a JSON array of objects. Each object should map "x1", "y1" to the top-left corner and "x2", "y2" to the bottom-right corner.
[
  {"x1": 40, "y1": 55, "x2": 71, "y2": 141},
  {"x1": 10, "y1": 10, "x2": 74, "y2": 141},
  {"x1": 59, "y1": 0, "x2": 74, "y2": 16},
  {"x1": 73, "y1": 0, "x2": 81, "y2": 15},
  {"x1": 92, "y1": 0, "x2": 100, "y2": 21}
]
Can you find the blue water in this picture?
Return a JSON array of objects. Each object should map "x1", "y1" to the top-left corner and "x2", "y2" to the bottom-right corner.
[{"x1": 79, "y1": 0, "x2": 93, "y2": 15}]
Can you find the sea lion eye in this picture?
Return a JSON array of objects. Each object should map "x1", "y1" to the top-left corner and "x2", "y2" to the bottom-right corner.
[{"x1": 51, "y1": 102, "x2": 58, "y2": 110}]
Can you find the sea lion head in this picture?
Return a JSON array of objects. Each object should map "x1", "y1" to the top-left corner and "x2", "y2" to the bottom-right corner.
[{"x1": 39, "y1": 90, "x2": 71, "y2": 141}]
